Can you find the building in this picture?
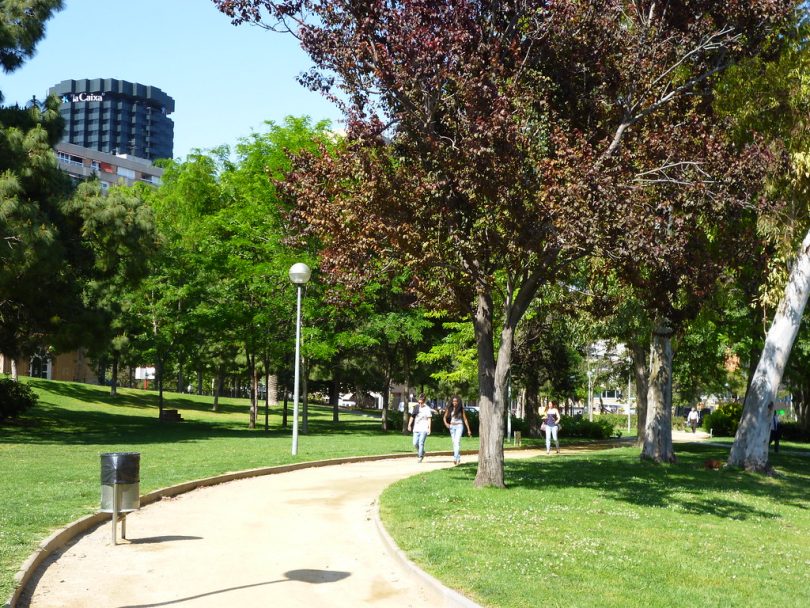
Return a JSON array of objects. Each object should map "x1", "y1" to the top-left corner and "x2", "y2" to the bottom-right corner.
[
  {"x1": 0, "y1": 351, "x2": 95, "y2": 384},
  {"x1": 49, "y1": 78, "x2": 175, "y2": 161},
  {"x1": 55, "y1": 142, "x2": 163, "y2": 190}
]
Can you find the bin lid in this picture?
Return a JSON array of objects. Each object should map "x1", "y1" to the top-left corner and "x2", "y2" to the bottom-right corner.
[{"x1": 100, "y1": 452, "x2": 140, "y2": 484}]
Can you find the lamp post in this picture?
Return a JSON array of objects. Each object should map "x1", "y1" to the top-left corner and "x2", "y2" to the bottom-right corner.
[
  {"x1": 289, "y1": 263, "x2": 311, "y2": 456},
  {"x1": 587, "y1": 370, "x2": 593, "y2": 422}
]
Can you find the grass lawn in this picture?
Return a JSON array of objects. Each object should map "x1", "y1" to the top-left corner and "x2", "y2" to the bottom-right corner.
[
  {"x1": 380, "y1": 443, "x2": 810, "y2": 608},
  {"x1": 0, "y1": 377, "x2": 461, "y2": 601}
]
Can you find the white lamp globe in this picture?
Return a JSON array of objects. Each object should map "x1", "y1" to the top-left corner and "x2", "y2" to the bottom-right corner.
[{"x1": 289, "y1": 263, "x2": 312, "y2": 285}]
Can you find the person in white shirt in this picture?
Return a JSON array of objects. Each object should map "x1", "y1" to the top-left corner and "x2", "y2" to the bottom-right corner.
[
  {"x1": 687, "y1": 407, "x2": 700, "y2": 433},
  {"x1": 407, "y1": 393, "x2": 434, "y2": 462}
]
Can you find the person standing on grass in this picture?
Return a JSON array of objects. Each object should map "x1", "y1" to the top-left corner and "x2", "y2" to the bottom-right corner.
[
  {"x1": 407, "y1": 394, "x2": 433, "y2": 462},
  {"x1": 443, "y1": 395, "x2": 472, "y2": 465},
  {"x1": 687, "y1": 407, "x2": 700, "y2": 433},
  {"x1": 769, "y1": 402, "x2": 781, "y2": 453},
  {"x1": 544, "y1": 400, "x2": 561, "y2": 455}
]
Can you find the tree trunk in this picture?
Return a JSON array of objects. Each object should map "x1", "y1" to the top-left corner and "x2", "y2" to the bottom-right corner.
[
  {"x1": 110, "y1": 353, "x2": 119, "y2": 398},
  {"x1": 728, "y1": 229, "x2": 810, "y2": 471},
  {"x1": 402, "y1": 370, "x2": 411, "y2": 434},
  {"x1": 10, "y1": 358, "x2": 17, "y2": 381},
  {"x1": 267, "y1": 373, "x2": 278, "y2": 405},
  {"x1": 247, "y1": 350, "x2": 257, "y2": 429},
  {"x1": 97, "y1": 357, "x2": 106, "y2": 386},
  {"x1": 381, "y1": 373, "x2": 391, "y2": 431},
  {"x1": 157, "y1": 355, "x2": 164, "y2": 414},
  {"x1": 330, "y1": 359, "x2": 340, "y2": 423},
  {"x1": 282, "y1": 382, "x2": 289, "y2": 428},
  {"x1": 525, "y1": 375, "x2": 541, "y2": 437},
  {"x1": 196, "y1": 368, "x2": 203, "y2": 395},
  {"x1": 641, "y1": 322, "x2": 675, "y2": 463},
  {"x1": 631, "y1": 343, "x2": 649, "y2": 446},
  {"x1": 302, "y1": 357, "x2": 309, "y2": 434},
  {"x1": 212, "y1": 365, "x2": 222, "y2": 412},
  {"x1": 473, "y1": 290, "x2": 505, "y2": 488}
]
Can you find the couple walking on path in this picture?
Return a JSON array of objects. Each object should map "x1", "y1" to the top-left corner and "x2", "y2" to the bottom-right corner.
[{"x1": 407, "y1": 394, "x2": 473, "y2": 464}]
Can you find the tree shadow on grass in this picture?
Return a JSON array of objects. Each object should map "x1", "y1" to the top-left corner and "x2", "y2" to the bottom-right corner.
[{"x1": 501, "y1": 444, "x2": 810, "y2": 521}]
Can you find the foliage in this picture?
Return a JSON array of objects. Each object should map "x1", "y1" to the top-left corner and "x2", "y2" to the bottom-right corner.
[
  {"x1": 0, "y1": 378, "x2": 38, "y2": 421},
  {"x1": 704, "y1": 400, "x2": 745, "y2": 437},
  {"x1": 779, "y1": 421, "x2": 810, "y2": 442},
  {"x1": 558, "y1": 415, "x2": 615, "y2": 440},
  {"x1": 0, "y1": 0, "x2": 63, "y2": 79}
]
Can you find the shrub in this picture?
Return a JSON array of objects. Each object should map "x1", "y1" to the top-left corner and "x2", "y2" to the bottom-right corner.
[
  {"x1": 558, "y1": 415, "x2": 614, "y2": 439},
  {"x1": 703, "y1": 400, "x2": 743, "y2": 437},
  {"x1": 0, "y1": 379, "x2": 38, "y2": 422},
  {"x1": 779, "y1": 422, "x2": 810, "y2": 442}
]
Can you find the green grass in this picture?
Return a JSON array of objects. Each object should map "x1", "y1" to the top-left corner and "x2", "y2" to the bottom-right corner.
[
  {"x1": 380, "y1": 444, "x2": 810, "y2": 608},
  {"x1": 0, "y1": 377, "x2": 469, "y2": 601}
]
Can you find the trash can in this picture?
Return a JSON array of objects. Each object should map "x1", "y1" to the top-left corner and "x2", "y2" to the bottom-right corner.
[{"x1": 100, "y1": 452, "x2": 140, "y2": 544}]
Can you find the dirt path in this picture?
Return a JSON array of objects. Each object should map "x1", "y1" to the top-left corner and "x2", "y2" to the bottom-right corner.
[{"x1": 18, "y1": 450, "x2": 546, "y2": 608}]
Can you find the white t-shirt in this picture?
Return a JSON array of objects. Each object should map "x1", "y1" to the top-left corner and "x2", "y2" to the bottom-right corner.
[{"x1": 412, "y1": 405, "x2": 433, "y2": 433}]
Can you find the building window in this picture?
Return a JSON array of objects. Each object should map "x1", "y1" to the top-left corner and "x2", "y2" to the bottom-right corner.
[{"x1": 117, "y1": 166, "x2": 136, "y2": 179}]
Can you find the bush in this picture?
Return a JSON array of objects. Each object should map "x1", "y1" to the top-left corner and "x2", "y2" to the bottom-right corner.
[
  {"x1": 558, "y1": 415, "x2": 614, "y2": 439},
  {"x1": 0, "y1": 379, "x2": 38, "y2": 422},
  {"x1": 599, "y1": 413, "x2": 637, "y2": 436},
  {"x1": 779, "y1": 422, "x2": 810, "y2": 443},
  {"x1": 703, "y1": 400, "x2": 743, "y2": 437}
]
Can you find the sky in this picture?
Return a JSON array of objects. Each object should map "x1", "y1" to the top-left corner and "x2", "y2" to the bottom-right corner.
[{"x1": 1, "y1": 0, "x2": 343, "y2": 160}]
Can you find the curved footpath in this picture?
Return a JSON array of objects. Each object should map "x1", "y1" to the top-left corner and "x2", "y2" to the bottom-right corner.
[
  {"x1": 13, "y1": 435, "x2": 709, "y2": 608},
  {"x1": 14, "y1": 449, "x2": 547, "y2": 608}
]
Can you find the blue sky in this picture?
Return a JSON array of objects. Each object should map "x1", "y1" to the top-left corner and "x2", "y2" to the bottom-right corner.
[{"x1": 1, "y1": 0, "x2": 343, "y2": 160}]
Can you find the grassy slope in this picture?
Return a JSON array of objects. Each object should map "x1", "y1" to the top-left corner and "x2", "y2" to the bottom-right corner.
[
  {"x1": 0, "y1": 377, "x2": 446, "y2": 600},
  {"x1": 380, "y1": 445, "x2": 810, "y2": 608}
]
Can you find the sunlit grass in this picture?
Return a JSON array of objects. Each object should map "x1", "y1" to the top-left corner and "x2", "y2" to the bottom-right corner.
[
  {"x1": 0, "y1": 376, "x2": 459, "y2": 600},
  {"x1": 380, "y1": 444, "x2": 810, "y2": 608}
]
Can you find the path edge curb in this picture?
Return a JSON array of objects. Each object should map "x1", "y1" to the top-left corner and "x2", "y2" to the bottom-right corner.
[
  {"x1": 373, "y1": 503, "x2": 484, "y2": 608},
  {"x1": 6, "y1": 450, "x2": 461, "y2": 608}
]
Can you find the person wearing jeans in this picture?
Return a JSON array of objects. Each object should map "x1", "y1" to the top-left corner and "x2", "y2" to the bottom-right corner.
[
  {"x1": 407, "y1": 394, "x2": 434, "y2": 462},
  {"x1": 544, "y1": 401, "x2": 561, "y2": 454},
  {"x1": 444, "y1": 395, "x2": 472, "y2": 465}
]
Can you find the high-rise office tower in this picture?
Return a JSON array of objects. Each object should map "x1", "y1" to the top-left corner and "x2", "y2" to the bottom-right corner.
[{"x1": 49, "y1": 78, "x2": 175, "y2": 161}]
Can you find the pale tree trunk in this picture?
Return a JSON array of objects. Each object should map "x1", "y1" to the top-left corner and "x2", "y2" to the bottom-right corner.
[
  {"x1": 267, "y1": 373, "x2": 278, "y2": 405},
  {"x1": 641, "y1": 322, "x2": 675, "y2": 463},
  {"x1": 728, "y1": 229, "x2": 810, "y2": 471},
  {"x1": 631, "y1": 343, "x2": 649, "y2": 446},
  {"x1": 11, "y1": 358, "x2": 18, "y2": 381},
  {"x1": 247, "y1": 349, "x2": 257, "y2": 429}
]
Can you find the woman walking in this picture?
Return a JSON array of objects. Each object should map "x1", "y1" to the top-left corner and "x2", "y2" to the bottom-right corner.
[
  {"x1": 544, "y1": 400, "x2": 561, "y2": 454},
  {"x1": 407, "y1": 394, "x2": 434, "y2": 462},
  {"x1": 443, "y1": 395, "x2": 472, "y2": 465}
]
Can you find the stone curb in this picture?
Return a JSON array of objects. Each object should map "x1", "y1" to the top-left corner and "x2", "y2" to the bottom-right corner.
[
  {"x1": 4, "y1": 449, "x2": 472, "y2": 608},
  {"x1": 373, "y1": 504, "x2": 484, "y2": 608}
]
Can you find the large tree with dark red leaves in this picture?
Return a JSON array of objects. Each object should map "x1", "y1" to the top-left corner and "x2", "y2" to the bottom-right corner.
[{"x1": 215, "y1": 0, "x2": 796, "y2": 484}]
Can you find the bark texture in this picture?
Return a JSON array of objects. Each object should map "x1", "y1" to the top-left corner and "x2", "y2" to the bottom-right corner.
[
  {"x1": 641, "y1": 323, "x2": 675, "y2": 463},
  {"x1": 728, "y1": 229, "x2": 810, "y2": 471}
]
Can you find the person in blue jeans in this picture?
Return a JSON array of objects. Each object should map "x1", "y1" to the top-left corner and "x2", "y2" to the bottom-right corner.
[
  {"x1": 407, "y1": 394, "x2": 434, "y2": 462},
  {"x1": 443, "y1": 395, "x2": 472, "y2": 465}
]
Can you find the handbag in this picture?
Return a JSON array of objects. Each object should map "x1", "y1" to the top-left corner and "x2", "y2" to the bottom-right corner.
[{"x1": 541, "y1": 422, "x2": 548, "y2": 432}]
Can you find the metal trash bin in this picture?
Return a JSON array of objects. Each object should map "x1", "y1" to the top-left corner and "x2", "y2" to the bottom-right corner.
[{"x1": 100, "y1": 452, "x2": 140, "y2": 544}]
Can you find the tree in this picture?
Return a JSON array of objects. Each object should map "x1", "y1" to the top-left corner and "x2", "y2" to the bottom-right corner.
[
  {"x1": 217, "y1": 0, "x2": 796, "y2": 482},
  {"x1": 0, "y1": 0, "x2": 63, "y2": 80},
  {"x1": 713, "y1": 15, "x2": 810, "y2": 471}
]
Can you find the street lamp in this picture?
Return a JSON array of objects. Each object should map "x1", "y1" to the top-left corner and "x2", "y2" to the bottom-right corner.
[
  {"x1": 587, "y1": 370, "x2": 593, "y2": 422},
  {"x1": 289, "y1": 263, "x2": 311, "y2": 455}
]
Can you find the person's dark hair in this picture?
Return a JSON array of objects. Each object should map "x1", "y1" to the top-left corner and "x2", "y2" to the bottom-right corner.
[
  {"x1": 449, "y1": 395, "x2": 463, "y2": 415},
  {"x1": 418, "y1": 393, "x2": 426, "y2": 401}
]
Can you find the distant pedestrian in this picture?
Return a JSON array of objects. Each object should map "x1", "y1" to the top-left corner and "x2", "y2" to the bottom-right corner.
[
  {"x1": 407, "y1": 394, "x2": 434, "y2": 462},
  {"x1": 543, "y1": 400, "x2": 561, "y2": 454},
  {"x1": 443, "y1": 395, "x2": 472, "y2": 465},
  {"x1": 687, "y1": 407, "x2": 700, "y2": 433},
  {"x1": 769, "y1": 402, "x2": 781, "y2": 453}
]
